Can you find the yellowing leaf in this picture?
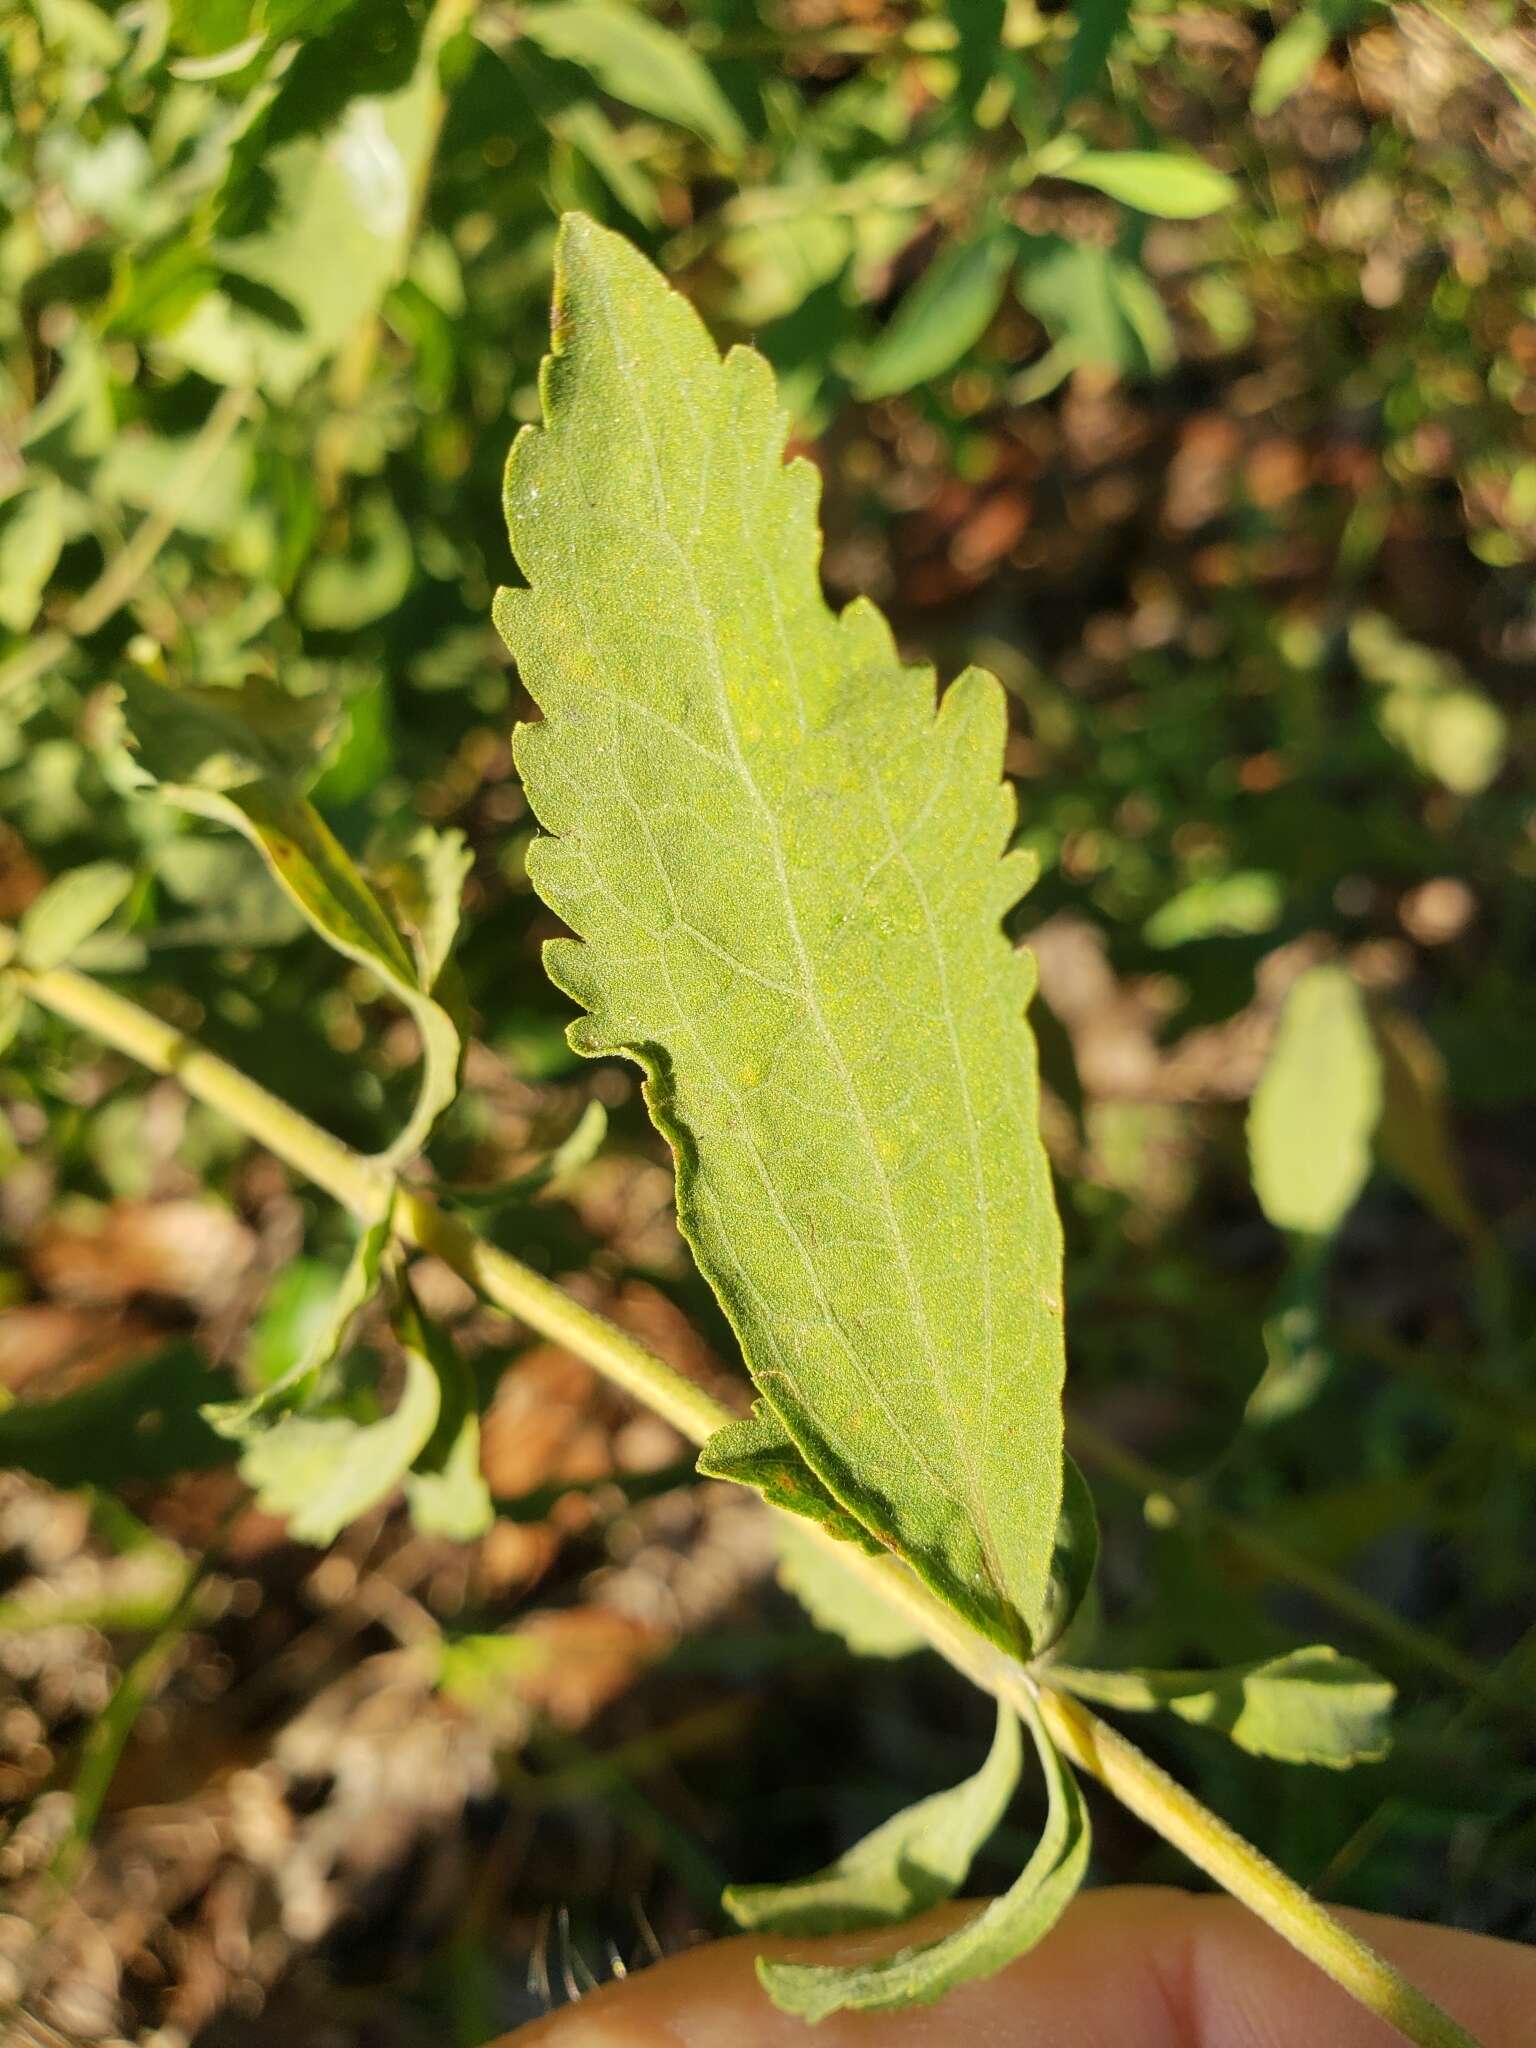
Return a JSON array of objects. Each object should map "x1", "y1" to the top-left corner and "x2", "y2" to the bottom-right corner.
[
  {"x1": 121, "y1": 678, "x2": 462, "y2": 1168},
  {"x1": 1248, "y1": 965, "x2": 1381, "y2": 1239},
  {"x1": 498, "y1": 218, "x2": 1067, "y2": 1654}
]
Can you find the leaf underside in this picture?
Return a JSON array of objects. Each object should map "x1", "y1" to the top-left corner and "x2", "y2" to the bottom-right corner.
[
  {"x1": 1053, "y1": 1645, "x2": 1395, "y2": 1768},
  {"x1": 497, "y1": 216, "x2": 1066, "y2": 1652},
  {"x1": 758, "y1": 1694, "x2": 1090, "y2": 2018},
  {"x1": 725, "y1": 1699, "x2": 1021, "y2": 1934}
]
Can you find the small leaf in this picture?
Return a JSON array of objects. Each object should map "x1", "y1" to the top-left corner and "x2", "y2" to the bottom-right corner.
[
  {"x1": 371, "y1": 824, "x2": 474, "y2": 987},
  {"x1": 204, "y1": 1206, "x2": 395, "y2": 1440},
  {"x1": 445, "y1": 1100, "x2": 608, "y2": 1213},
  {"x1": 1248, "y1": 965, "x2": 1382, "y2": 1239},
  {"x1": 0, "y1": 1345, "x2": 236, "y2": 1488},
  {"x1": 1055, "y1": 150, "x2": 1238, "y2": 218},
  {"x1": 857, "y1": 227, "x2": 1016, "y2": 398},
  {"x1": 298, "y1": 490, "x2": 415, "y2": 631},
  {"x1": 236, "y1": 1345, "x2": 441, "y2": 1545},
  {"x1": 435, "y1": 1630, "x2": 548, "y2": 1709},
  {"x1": 726, "y1": 1700, "x2": 1020, "y2": 1933},
  {"x1": 698, "y1": 1405, "x2": 883, "y2": 1556},
  {"x1": 0, "y1": 476, "x2": 67, "y2": 633},
  {"x1": 1143, "y1": 870, "x2": 1282, "y2": 949},
  {"x1": 1350, "y1": 611, "x2": 1508, "y2": 796},
  {"x1": 773, "y1": 1516, "x2": 926, "y2": 1660},
  {"x1": 1051, "y1": 1646, "x2": 1394, "y2": 1768},
  {"x1": 1060, "y1": 0, "x2": 1134, "y2": 105},
  {"x1": 396, "y1": 1283, "x2": 493, "y2": 1543},
  {"x1": 1373, "y1": 1008, "x2": 1482, "y2": 1245},
  {"x1": 1016, "y1": 236, "x2": 1173, "y2": 378},
  {"x1": 1251, "y1": 9, "x2": 1332, "y2": 115},
  {"x1": 759, "y1": 1693, "x2": 1089, "y2": 2017},
  {"x1": 123, "y1": 679, "x2": 462, "y2": 1167},
  {"x1": 17, "y1": 862, "x2": 134, "y2": 972},
  {"x1": 518, "y1": 1, "x2": 746, "y2": 157}
]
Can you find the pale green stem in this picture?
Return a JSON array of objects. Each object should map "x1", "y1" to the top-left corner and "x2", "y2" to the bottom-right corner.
[
  {"x1": 1035, "y1": 1687, "x2": 1482, "y2": 2048},
  {"x1": 8, "y1": 954, "x2": 1486, "y2": 2048}
]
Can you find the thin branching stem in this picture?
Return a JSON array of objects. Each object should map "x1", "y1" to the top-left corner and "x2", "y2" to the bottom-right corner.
[{"x1": 7, "y1": 953, "x2": 1488, "y2": 2048}]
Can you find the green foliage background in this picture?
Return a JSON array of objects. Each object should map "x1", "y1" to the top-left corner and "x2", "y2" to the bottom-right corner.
[{"x1": 1, "y1": 0, "x2": 1533, "y2": 2035}]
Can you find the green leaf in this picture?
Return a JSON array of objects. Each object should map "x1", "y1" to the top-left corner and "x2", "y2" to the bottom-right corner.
[
  {"x1": 236, "y1": 1343, "x2": 441, "y2": 1545},
  {"x1": 0, "y1": 476, "x2": 67, "y2": 633},
  {"x1": 1143, "y1": 870, "x2": 1282, "y2": 949},
  {"x1": 857, "y1": 227, "x2": 1015, "y2": 398},
  {"x1": 1248, "y1": 965, "x2": 1382, "y2": 1239},
  {"x1": 1015, "y1": 236, "x2": 1173, "y2": 379},
  {"x1": 194, "y1": 786, "x2": 462, "y2": 1165},
  {"x1": 370, "y1": 824, "x2": 473, "y2": 988},
  {"x1": 1055, "y1": 151, "x2": 1239, "y2": 218},
  {"x1": 726, "y1": 1700, "x2": 1021, "y2": 1934},
  {"x1": 758, "y1": 1693, "x2": 1088, "y2": 2017},
  {"x1": 122, "y1": 680, "x2": 462, "y2": 1166},
  {"x1": 204, "y1": 1206, "x2": 395, "y2": 1440},
  {"x1": 161, "y1": 55, "x2": 439, "y2": 397},
  {"x1": 1051, "y1": 1646, "x2": 1394, "y2": 1767},
  {"x1": 773, "y1": 1516, "x2": 926, "y2": 1660},
  {"x1": 1251, "y1": 10, "x2": 1333, "y2": 115},
  {"x1": 298, "y1": 490, "x2": 415, "y2": 631},
  {"x1": 434, "y1": 1630, "x2": 548, "y2": 1708},
  {"x1": 498, "y1": 217, "x2": 1067, "y2": 1655},
  {"x1": 1061, "y1": 0, "x2": 1134, "y2": 105},
  {"x1": 1350, "y1": 611, "x2": 1508, "y2": 796},
  {"x1": 518, "y1": 1, "x2": 746, "y2": 158},
  {"x1": 396, "y1": 1282, "x2": 493, "y2": 1543},
  {"x1": 17, "y1": 861, "x2": 135, "y2": 972},
  {"x1": 698, "y1": 1404, "x2": 884, "y2": 1555},
  {"x1": 445, "y1": 1098, "x2": 608, "y2": 1213},
  {"x1": 118, "y1": 674, "x2": 340, "y2": 791},
  {"x1": 0, "y1": 978, "x2": 24, "y2": 1056},
  {"x1": 0, "y1": 1345, "x2": 237, "y2": 1488}
]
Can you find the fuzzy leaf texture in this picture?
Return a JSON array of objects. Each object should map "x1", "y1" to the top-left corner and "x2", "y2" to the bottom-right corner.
[
  {"x1": 1053, "y1": 1646, "x2": 1395, "y2": 1768},
  {"x1": 758, "y1": 1694, "x2": 1089, "y2": 2018},
  {"x1": 725, "y1": 1700, "x2": 1021, "y2": 1933},
  {"x1": 496, "y1": 217, "x2": 1067, "y2": 1653}
]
